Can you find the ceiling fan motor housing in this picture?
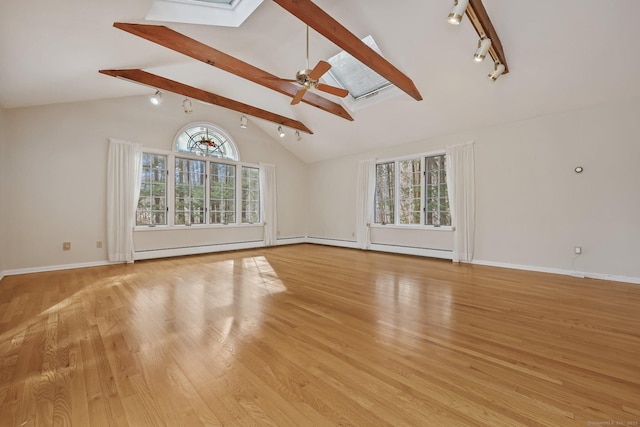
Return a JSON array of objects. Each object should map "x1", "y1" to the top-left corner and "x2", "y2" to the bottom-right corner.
[{"x1": 296, "y1": 69, "x2": 315, "y2": 88}]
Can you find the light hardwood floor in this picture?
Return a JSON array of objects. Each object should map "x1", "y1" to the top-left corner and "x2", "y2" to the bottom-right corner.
[{"x1": 0, "y1": 244, "x2": 639, "y2": 426}]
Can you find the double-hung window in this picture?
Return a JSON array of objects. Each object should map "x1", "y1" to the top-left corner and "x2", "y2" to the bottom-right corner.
[
  {"x1": 135, "y1": 122, "x2": 261, "y2": 228},
  {"x1": 137, "y1": 154, "x2": 168, "y2": 226},
  {"x1": 241, "y1": 167, "x2": 260, "y2": 223},
  {"x1": 175, "y1": 157, "x2": 206, "y2": 225},
  {"x1": 210, "y1": 162, "x2": 236, "y2": 224},
  {"x1": 374, "y1": 153, "x2": 451, "y2": 227}
]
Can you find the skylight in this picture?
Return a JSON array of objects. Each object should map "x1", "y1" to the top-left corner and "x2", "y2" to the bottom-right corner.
[
  {"x1": 193, "y1": 0, "x2": 235, "y2": 5},
  {"x1": 146, "y1": 0, "x2": 262, "y2": 27},
  {"x1": 327, "y1": 35, "x2": 394, "y2": 100}
]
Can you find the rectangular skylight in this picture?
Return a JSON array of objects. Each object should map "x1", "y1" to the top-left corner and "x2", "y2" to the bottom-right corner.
[
  {"x1": 327, "y1": 35, "x2": 394, "y2": 100},
  {"x1": 194, "y1": 0, "x2": 235, "y2": 4}
]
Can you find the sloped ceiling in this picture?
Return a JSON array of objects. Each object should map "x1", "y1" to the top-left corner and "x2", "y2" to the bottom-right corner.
[{"x1": 1, "y1": 1, "x2": 639, "y2": 163}]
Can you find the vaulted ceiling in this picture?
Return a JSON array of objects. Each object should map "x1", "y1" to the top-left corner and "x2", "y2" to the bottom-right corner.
[{"x1": 1, "y1": 1, "x2": 639, "y2": 163}]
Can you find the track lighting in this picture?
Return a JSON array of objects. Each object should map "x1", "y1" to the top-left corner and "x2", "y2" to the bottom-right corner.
[
  {"x1": 488, "y1": 61, "x2": 505, "y2": 81},
  {"x1": 149, "y1": 90, "x2": 163, "y2": 106},
  {"x1": 278, "y1": 126, "x2": 285, "y2": 138},
  {"x1": 295, "y1": 130, "x2": 302, "y2": 141},
  {"x1": 240, "y1": 115, "x2": 248, "y2": 129},
  {"x1": 447, "y1": 0, "x2": 469, "y2": 25},
  {"x1": 182, "y1": 98, "x2": 193, "y2": 113},
  {"x1": 473, "y1": 36, "x2": 492, "y2": 62}
]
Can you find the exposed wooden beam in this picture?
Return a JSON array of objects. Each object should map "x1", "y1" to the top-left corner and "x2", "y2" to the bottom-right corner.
[
  {"x1": 467, "y1": 0, "x2": 509, "y2": 74},
  {"x1": 113, "y1": 23, "x2": 353, "y2": 121},
  {"x1": 99, "y1": 68, "x2": 313, "y2": 134},
  {"x1": 272, "y1": 0, "x2": 423, "y2": 101}
]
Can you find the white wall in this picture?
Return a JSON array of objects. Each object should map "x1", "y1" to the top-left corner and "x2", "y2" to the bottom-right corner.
[
  {"x1": 3, "y1": 93, "x2": 308, "y2": 271},
  {"x1": 0, "y1": 107, "x2": 7, "y2": 278},
  {"x1": 308, "y1": 97, "x2": 640, "y2": 281}
]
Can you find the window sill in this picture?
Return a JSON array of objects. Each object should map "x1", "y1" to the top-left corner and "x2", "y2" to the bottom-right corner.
[
  {"x1": 370, "y1": 224, "x2": 454, "y2": 232},
  {"x1": 134, "y1": 223, "x2": 264, "y2": 232}
]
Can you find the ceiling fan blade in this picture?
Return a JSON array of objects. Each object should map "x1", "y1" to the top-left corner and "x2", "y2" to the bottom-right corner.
[
  {"x1": 291, "y1": 88, "x2": 307, "y2": 105},
  {"x1": 99, "y1": 68, "x2": 313, "y2": 134},
  {"x1": 113, "y1": 23, "x2": 353, "y2": 121},
  {"x1": 308, "y1": 60, "x2": 331, "y2": 80},
  {"x1": 316, "y1": 83, "x2": 349, "y2": 98},
  {"x1": 272, "y1": 0, "x2": 423, "y2": 101}
]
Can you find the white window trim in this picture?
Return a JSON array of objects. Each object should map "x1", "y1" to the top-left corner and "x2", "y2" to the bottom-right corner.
[{"x1": 135, "y1": 146, "x2": 263, "y2": 230}]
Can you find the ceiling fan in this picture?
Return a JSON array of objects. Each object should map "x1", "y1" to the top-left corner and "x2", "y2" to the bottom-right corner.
[{"x1": 275, "y1": 26, "x2": 349, "y2": 105}]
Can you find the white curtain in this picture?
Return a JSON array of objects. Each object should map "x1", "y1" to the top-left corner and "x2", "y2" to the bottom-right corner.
[
  {"x1": 259, "y1": 162, "x2": 277, "y2": 246},
  {"x1": 356, "y1": 159, "x2": 376, "y2": 249},
  {"x1": 446, "y1": 142, "x2": 475, "y2": 262},
  {"x1": 107, "y1": 138, "x2": 142, "y2": 263}
]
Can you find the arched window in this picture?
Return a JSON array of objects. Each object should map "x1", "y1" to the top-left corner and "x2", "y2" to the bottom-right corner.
[
  {"x1": 136, "y1": 122, "x2": 261, "y2": 228},
  {"x1": 174, "y1": 122, "x2": 239, "y2": 161}
]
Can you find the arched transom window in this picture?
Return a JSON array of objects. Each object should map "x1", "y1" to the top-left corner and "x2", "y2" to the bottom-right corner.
[{"x1": 175, "y1": 122, "x2": 239, "y2": 161}]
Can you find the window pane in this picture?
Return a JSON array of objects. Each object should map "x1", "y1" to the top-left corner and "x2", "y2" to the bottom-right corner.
[
  {"x1": 210, "y1": 163, "x2": 236, "y2": 224},
  {"x1": 175, "y1": 124, "x2": 238, "y2": 160},
  {"x1": 424, "y1": 154, "x2": 451, "y2": 226},
  {"x1": 242, "y1": 167, "x2": 260, "y2": 223},
  {"x1": 175, "y1": 157, "x2": 206, "y2": 225},
  {"x1": 137, "y1": 153, "x2": 167, "y2": 226},
  {"x1": 399, "y1": 159, "x2": 422, "y2": 225},
  {"x1": 375, "y1": 162, "x2": 395, "y2": 224}
]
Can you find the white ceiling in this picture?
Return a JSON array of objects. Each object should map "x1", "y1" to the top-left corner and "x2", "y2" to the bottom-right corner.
[{"x1": 1, "y1": 0, "x2": 639, "y2": 163}]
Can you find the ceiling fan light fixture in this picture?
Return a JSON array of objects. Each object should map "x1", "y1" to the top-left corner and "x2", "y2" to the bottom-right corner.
[
  {"x1": 473, "y1": 36, "x2": 492, "y2": 62},
  {"x1": 182, "y1": 98, "x2": 193, "y2": 113},
  {"x1": 447, "y1": 0, "x2": 469, "y2": 25},
  {"x1": 278, "y1": 126, "x2": 285, "y2": 138},
  {"x1": 488, "y1": 61, "x2": 506, "y2": 81},
  {"x1": 240, "y1": 115, "x2": 248, "y2": 128},
  {"x1": 149, "y1": 90, "x2": 163, "y2": 105}
]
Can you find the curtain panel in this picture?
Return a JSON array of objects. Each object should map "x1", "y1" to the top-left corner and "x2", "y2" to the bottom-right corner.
[
  {"x1": 259, "y1": 162, "x2": 277, "y2": 246},
  {"x1": 107, "y1": 138, "x2": 142, "y2": 263},
  {"x1": 446, "y1": 142, "x2": 476, "y2": 262},
  {"x1": 356, "y1": 159, "x2": 376, "y2": 250}
]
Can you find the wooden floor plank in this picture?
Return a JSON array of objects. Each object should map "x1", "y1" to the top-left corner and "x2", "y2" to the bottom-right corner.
[{"x1": 1, "y1": 244, "x2": 639, "y2": 426}]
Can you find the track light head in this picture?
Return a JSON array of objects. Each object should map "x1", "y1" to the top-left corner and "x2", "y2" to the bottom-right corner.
[
  {"x1": 447, "y1": 0, "x2": 469, "y2": 25},
  {"x1": 473, "y1": 36, "x2": 492, "y2": 62},
  {"x1": 149, "y1": 90, "x2": 163, "y2": 106},
  {"x1": 278, "y1": 126, "x2": 285, "y2": 138},
  {"x1": 488, "y1": 61, "x2": 506, "y2": 81},
  {"x1": 240, "y1": 115, "x2": 248, "y2": 129},
  {"x1": 295, "y1": 130, "x2": 302, "y2": 141},
  {"x1": 182, "y1": 98, "x2": 193, "y2": 113}
]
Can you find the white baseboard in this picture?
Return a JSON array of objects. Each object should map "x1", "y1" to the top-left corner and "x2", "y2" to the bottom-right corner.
[
  {"x1": 369, "y1": 243, "x2": 453, "y2": 260},
  {"x1": 3, "y1": 260, "x2": 118, "y2": 277},
  {"x1": 471, "y1": 259, "x2": 640, "y2": 285},
  {"x1": 3, "y1": 241, "x2": 638, "y2": 285},
  {"x1": 306, "y1": 238, "x2": 453, "y2": 260},
  {"x1": 134, "y1": 240, "x2": 265, "y2": 260},
  {"x1": 306, "y1": 237, "x2": 359, "y2": 249},
  {"x1": 275, "y1": 237, "x2": 307, "y2": 246}
]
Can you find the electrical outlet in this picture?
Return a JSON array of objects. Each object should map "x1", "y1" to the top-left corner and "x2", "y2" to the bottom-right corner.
[
  {"x1": 574, "y1": 246, "x2": 582, "y2": 255},
  {"x1": 63, "y1": 242, "x2": 71, "y2": 251},
  {"x1": 96, "y1": 241, "x2": 103, "y2": 249}
]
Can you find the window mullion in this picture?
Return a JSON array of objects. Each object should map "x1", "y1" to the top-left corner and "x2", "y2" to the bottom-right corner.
[
  {"x1": 205, "y1": 161, "x2": 210, "y2": 224},
  {"x1": 394, "y1": 160, "x2": 400, "y2": 225},
  {"x1": 169, "y1": 154, "x2": 175, "y2": 227},
  {"x1": 236, "y1": 165, "x2": 242, "y2": 224},
  {"x1": 421, "y1": 157, "x2": 426, "y2": 225}
]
